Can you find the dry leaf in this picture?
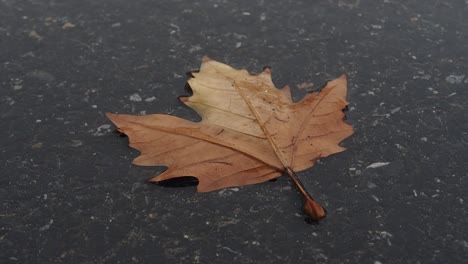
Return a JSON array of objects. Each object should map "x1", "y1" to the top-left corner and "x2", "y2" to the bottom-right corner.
[{"x1": 106, "y1": 56, "x2": 353, "y2": 221}]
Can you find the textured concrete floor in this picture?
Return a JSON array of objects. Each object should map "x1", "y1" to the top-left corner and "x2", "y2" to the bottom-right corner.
[{"x1": 1, "y1": 0, "x2": 467, "y2": 263}]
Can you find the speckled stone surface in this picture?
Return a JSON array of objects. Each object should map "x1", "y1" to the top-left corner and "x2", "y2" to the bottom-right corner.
[{"x1": 1, "y1": 0, "x2": 467, "y2": 263}]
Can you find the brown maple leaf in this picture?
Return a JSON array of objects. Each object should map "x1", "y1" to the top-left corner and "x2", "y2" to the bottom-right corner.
[{"x1": 106, "y1": 56, "x2": 353, "y2": 221}]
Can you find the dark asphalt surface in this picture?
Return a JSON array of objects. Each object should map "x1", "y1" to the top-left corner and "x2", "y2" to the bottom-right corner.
[{"x1": 1, "y1": 0, "x2": 467, "y2": 263}]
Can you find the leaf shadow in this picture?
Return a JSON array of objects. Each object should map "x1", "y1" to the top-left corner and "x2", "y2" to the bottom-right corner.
[
  {"x1": 152, "y1": 176, "x2": 199, "y2": 188},
  {"x1": 304, "y1": 218, "x2": 322, "y2": 225}
]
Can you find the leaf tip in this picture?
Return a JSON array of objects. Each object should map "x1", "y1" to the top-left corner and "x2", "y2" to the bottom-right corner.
[
  {"x1": 179, "y1": 96, "x2": 189, "y2": 102},
  {"x1": 280, "y1": 85, "x2": 292, "y2": 101},
  {"x1": 147, "y1": 177, "x2": 159, "y2": 183},
  {"x1": 326, "y1": 74, "x2": 348, "y2": 88},
  {"x1": 262, "y1": 66, "x2": 271, "y2": 74},
  {"x1": 148, "y1": 174, "x2": 166, "y2": 183},
  {"x1": 201, "y1": 55, "x2": 212, "y2": 63},
  {"x1": 105, "y1": 112, "x2": 119, "y2": 123}
]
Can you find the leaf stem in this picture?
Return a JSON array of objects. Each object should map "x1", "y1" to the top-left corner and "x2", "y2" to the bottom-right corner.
[{"x1": 285, "y1": 167, "x2": 327, "y2": 221}]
